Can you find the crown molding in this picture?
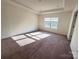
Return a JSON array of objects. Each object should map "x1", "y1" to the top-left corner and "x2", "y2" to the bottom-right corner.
[
  {"x1": 7, "y1": 0, "x2": 40, "y2": 14},
  {"x1": 39, "y1": 8, "x2": 64, "y2": 14},
  {"x1": 39, "y1": 9, "x2": 73, "y2": 15},
  {"x1": 7, "y1": 0, "x2": 72, "y2": 15}
]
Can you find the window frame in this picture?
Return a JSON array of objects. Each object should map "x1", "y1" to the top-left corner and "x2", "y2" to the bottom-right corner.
[{"x1": 44, "y1": 17, "x2": 58, "y2": 29}]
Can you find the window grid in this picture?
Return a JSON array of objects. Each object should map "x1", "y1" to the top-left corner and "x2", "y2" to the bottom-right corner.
[{"x1": 44, "y1": 17, "x2": 58, "y2": 29}]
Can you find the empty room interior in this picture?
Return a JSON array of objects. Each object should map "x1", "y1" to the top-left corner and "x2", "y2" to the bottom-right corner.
[{"x1": 1, "y1": 0, "x2": 78, "y2": 59}]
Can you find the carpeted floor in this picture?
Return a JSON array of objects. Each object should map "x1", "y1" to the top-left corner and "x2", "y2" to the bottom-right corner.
[{"x1": 1, "y1": 31, "x2": 73, "y2": 59}]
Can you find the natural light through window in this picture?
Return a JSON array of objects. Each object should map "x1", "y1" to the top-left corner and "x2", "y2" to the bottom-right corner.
[
  {"x1": 44, "y1": 18, "x2": 51, "y2": 28},
  {"x1": 36, "y1": 34, "x2": 50, "y2": 39},
  {"x1": 11, "y1": 35, "x2": 35, "y2": 47},
  {"x1": 30, "y1": 32, "x2": 42, "y2": 35},
  {"x1": 16, "y1": 38, "x2": 35, "y2": 46},
  {"x1": 11, "y1": 35, "x2": 26, "y2": 40},
  {"x1": 44, "y1": 17, "x2": 58, "y2": 29},
  {"x1": 26, "y1": 32, "x2": 51, "y2": 40},
  {"x1": 30, "y1": 36, "x2": 40, "y2": 40},
  {"x1": 11, "y1": 32, "x2": 51, "y2": 47}
]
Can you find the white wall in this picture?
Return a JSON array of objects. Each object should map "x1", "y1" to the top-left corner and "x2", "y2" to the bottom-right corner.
[
  {"x1": 1, "y1": 0, "x2": 38, "y2": 39},
  {"x1": 38, "y1": 11, "x2": 72, "y2": 35},
  {"x1": 70, "y1": 17, "x2": 78, "y2": 59},
  {"x1": 67, "y1": 6, "x2": 78, "y2": 39}
]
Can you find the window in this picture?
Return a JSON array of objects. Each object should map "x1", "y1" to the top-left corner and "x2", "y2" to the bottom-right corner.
[
  {"x1": 44, "y1": 18, "x2": 51, "y2": 28},
  {"x1": 44, "y1": 17, "x2": 58, "y2": 29}
]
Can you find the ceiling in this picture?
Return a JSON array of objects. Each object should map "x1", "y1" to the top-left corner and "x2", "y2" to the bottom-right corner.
[{"x1": 8, "y1": 0, "x2": 78, "y2": 14}]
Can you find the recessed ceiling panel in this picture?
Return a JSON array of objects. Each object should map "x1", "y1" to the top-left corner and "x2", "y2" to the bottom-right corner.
[{"x1": 11, "y1": 0, "x2": 64, "y2": 12}]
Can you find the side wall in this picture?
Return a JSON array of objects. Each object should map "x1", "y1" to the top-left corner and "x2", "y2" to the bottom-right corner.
[
  {"x1": 38, "y1": 11, "x2": 72, "y2": 35},
  {"x1": 70, "y1": 17, "x2": 78, "y2": 59},
  {"x1": 1, "y1": 0, "x2": 38, "y2": 39},
  {"x1": 67, "y1": 6, "x2": 78, "y2": 39}
]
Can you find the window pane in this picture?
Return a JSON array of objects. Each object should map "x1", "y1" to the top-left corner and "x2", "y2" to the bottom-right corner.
[
  {"x1": 51, "y1": 21, "x2": 58, "y2": 29},
  {"x1": 44, "y1": 17, "x2": 58, "y2": 29},
  {"x1": 44, "y1": 18, "x2": 50, "y2": 21},
  {"x1": 44, "y1": 21, "x2": 50, "y2": 28},
  {"x1": 44, "y1": 18, "x2": 50, "y2": 28},
  {"x1": 51, "y1": 17, "x2": 58, "y2": 29}
]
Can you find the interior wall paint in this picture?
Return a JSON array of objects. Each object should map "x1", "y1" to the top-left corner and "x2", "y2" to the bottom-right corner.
[
  {"x1": 38, "y1": 11, "x2": 72, "y2": 35},
  {"x1": 1, "y1": 1, "x2": 38, "y2": 39},
  {"x1": 67, "y1": 6, "x2": 78, "y2": 39},
  {"x1": 70, "y1": 17, "x2": 78, "y2": 59}
]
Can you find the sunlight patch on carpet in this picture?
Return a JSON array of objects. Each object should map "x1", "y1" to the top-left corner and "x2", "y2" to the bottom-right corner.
[
  {"x1": 11, "y1": 35, "x2": 26, "y2": 40},
  {"x1": 36, "y1": 34, "x2": 50, "y2": 39},
  {"x1": 16, "y1": 38, "x2": 35, "y2": 47},
  {"x1": 30, "y1": 36, "x2": 40, "y2": 40},
  {"x1": 30, "y1": 32, "x2": 43, "y2": 35},
  {"x1": 26, "y1": 34, "x2": 32, "y2": 36},
  {"x1": 26, "y1": 34, "x2": 40, "y2": 40}
]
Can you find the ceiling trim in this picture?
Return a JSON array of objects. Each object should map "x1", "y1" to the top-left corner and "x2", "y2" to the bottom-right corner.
[
  {"x1": 7, "y1": 0, "x2": 72, "y2": 15},
  {"x1": 40, "y1": 8, "x2": 64, "y2": 13},
  {"x1": 40, "y1": 10, "x2": 73, "y2": 15},
  {"x1": 7, "y1": 0, "x2": 39, "y2": 14},
  {"x1": 11, "y1": 0, "x2": 39, "y2": 12}
]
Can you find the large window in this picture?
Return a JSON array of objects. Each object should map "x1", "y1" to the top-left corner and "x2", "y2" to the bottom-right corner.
[{"x1": 44, "y1": 17, "x2": 58, "y2": 29}]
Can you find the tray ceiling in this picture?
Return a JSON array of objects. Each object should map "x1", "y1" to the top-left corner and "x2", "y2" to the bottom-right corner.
[
  {"x1": 11, "y1": 0, "x2": 64, "y2": 11},
  {"x1": 8, "y1": 0, "x2": 77, "y2": 14}
]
